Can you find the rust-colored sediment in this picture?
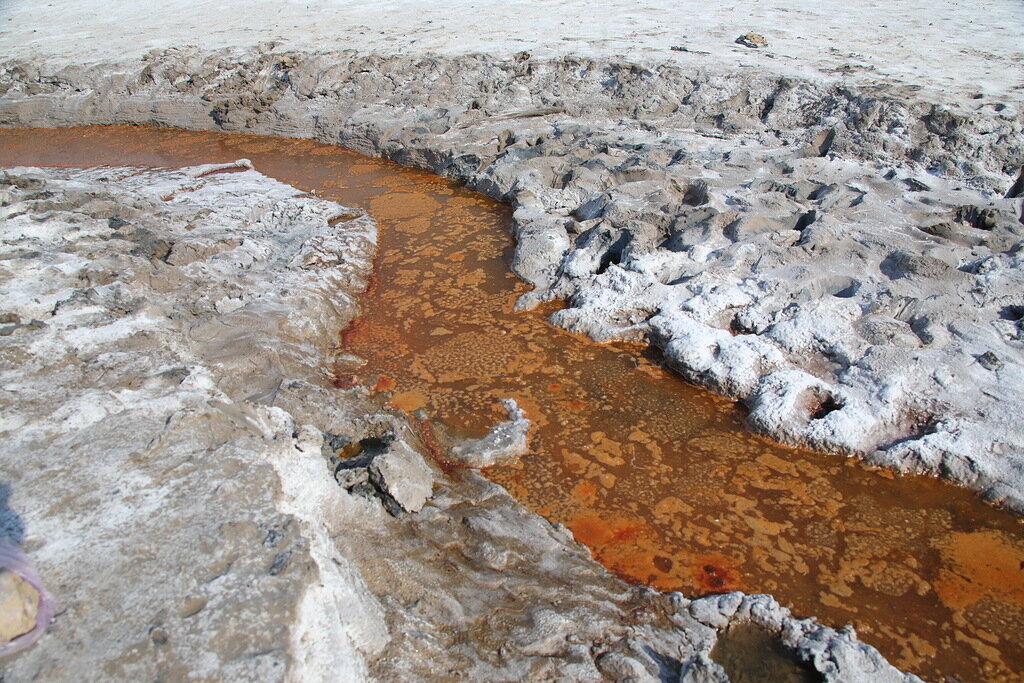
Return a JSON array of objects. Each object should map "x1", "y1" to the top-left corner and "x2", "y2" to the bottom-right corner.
[{"x1": 4, "y1": 126, "x2": 1024, "y2": 682}]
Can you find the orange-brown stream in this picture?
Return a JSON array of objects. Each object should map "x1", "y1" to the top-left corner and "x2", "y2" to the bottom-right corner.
[{"x1": 3, "y1": 126, "x2": 1023, "y2": 682}]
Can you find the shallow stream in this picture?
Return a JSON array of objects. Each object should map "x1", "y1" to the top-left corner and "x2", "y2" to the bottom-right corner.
[{"x1": 2, "y1": 126, "x2": 1023, "y2": 682}]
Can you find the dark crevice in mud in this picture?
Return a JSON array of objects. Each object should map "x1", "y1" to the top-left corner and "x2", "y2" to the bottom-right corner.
[
  {"x1": 953, "y1": 204, "x2": 999, "y2": 230},
  {"x1": 1006, "y1": 166, "x2": 1024, "y2": 199},
  {"x1": 998, "y1": 304, "x2": 1024, "y2": 322},
  {"x1": 682, "y1": 179, "x2": 709, "y2": 206},
  {"x1": 874, "y1": 411, "x2": 941, "y2": 452},
  {"x1": 595, "y1": 231, "x2": 629, "y2": 275},
  {"x1": 793, "y1": 209, "x2": 817, "y2": 231},
  {"x1": 808, "y1": 392, "x2": 843, "y2": 421},
  {"x1": 811, "y1": 128, "x2": 836, "y2": 157}
]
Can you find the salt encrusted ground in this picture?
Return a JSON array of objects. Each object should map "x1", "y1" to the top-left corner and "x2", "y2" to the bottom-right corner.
[
  {"x1": 0, "y1": 166, "x2": 916, "y2": 680},
  {"x1": 2, "y1": 0, "x2": 1022, "y2": 106},
  {"x1": 0, "y1": 0, "x2": 1022, "y2": 680},
  {"x1": 3, "y1": 44, "x2": 1021, "y2": 508}
]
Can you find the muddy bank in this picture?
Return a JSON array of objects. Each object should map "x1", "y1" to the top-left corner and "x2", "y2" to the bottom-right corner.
[
  {"x1": 2, "y1": 47, "x2": 1023, "y2": 510},
  {"x1": 0, "y1": 162, "x2": 921, "y2": 681}
]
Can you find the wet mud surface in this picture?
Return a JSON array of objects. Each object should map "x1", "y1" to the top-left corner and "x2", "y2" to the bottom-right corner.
[
  {"x1": 3, "y1": 126, "x2": 1023, "y2": 682},
  {"x1": 711, "y1": 622, "x2": 822, "y2": 683}
]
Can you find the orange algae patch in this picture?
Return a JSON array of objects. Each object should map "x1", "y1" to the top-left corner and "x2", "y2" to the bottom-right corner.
[
  {"x1": 572, "y1": 480, "x2": 598, "y2": 500},
  {"x1": 933, "y1": 530, "x2": 1024, "y2": 610},
  {"x1": 373, "y1": 376, "x2": 397, "y2": 393},
  {"x1": 569, "y1": 515, "x2": 648, "y2": 549},
  {"x1": 389, "y1": 389, "x2": 428, "y2": 413},
  {"x1": 6, "y1": 126, "x2": 1024, "y2": 683}
]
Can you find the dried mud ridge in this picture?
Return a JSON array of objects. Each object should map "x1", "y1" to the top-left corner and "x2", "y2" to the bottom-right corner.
[{"x1": 0, "y1": 46, "x2": 1021, "y2": 681}]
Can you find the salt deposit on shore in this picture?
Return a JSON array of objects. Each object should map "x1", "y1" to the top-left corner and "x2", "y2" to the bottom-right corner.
[{"x1": 1, "y1": 0, "x2": 1022, "y2": 679}]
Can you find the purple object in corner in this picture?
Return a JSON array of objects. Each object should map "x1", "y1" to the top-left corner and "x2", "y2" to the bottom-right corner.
[{"x1": 0, "y1": 539, "x2": 55, "y2": 657}]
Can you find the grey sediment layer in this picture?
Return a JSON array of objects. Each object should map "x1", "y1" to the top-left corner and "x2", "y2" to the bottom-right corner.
[{"x1": 1, "y1": 45, "x2": 1021, "y2": 679}]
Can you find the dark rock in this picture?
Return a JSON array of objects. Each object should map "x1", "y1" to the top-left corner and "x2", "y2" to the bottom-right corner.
[
  {"x1": 978, "y1": 351, "x2": 1002, "y2": 371},
  {"x1": 735, "y1": 33, "x2": 768, "y2": 48}
]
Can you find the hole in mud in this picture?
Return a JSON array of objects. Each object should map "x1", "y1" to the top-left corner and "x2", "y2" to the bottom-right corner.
[
  {"x1": 1006, "y1": 167, "x2": 1024, "y2": 199},
  {"x1": 811, "y1": 128, "x2": 835, "y2": 157},
  {"x1": 710, "y1": 623, "x2": 822, "y2": 683},
  {"x1": 905, "y1": 410, "x2": 939, "y2": 439},
  {"x1": 595, "y1": 231, "x2": 629, "y2": 274},
  {"x1": 328, "y1": 435, "x2": 393, "y2": 479},
  {"x1": 878, "y1": 410, "x2": 939, "y2": 450},
  {"x1": 998, "y1": 305, "x2": 1024, "y2": 322},
  {"x1": 793, "y1": 210, "x2": 817, "y2": 231},
  {"x1": 954, "y1": 205, "x2": 998, "y2": 230},
  {"x1": 807, "y1": 183, "x2": 836, "y2": 201},
  {"x1": 345, "y1": 436, "x2": 390, "y2": 459},
  {"x1": 833, "y1": 282, "x2": 859, "y2": 298},
  {"x1": 728, "y1": 314, "x2": 753, "y2": 336},
  {"x1": 802, "y1": 389, "x2": 843, "y2": 421},
  {"x1": 682, "y1": 180, "x2": 709, "y2": 206}
]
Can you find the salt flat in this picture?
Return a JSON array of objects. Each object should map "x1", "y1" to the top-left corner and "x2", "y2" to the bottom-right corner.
[{"x1": 2, "y1": 0, "x2": 1023, "y2": 105}]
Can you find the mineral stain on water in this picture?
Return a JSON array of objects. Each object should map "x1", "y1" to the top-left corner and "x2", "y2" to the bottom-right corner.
[{"x1": 3, "y1": 126, "x2": 1024, "y2": 682}]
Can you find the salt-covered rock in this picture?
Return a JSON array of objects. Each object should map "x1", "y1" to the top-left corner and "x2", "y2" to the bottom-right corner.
[
  {"x1": 450, "y1": 398, "x2": 530, "y2": 467},
  {"x1": 368, "y1": 440, "x2": 435, "y2": 513}
]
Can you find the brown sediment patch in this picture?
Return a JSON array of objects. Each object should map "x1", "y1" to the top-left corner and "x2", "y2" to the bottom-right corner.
[
  {"x1": 692, "y1": 553, "x2": 745, "y2": 593},
  {"x1": 4, "y1": 126, "x2": 1024, "y2": 682}
]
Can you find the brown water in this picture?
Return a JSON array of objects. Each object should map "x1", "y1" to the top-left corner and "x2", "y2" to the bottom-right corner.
[
  {"x1": 711, "y1": 622, "x2": 823, "y2": 683},
  {"x1": 3, "y1": 126, "x2": 1024, "y2": 682}
]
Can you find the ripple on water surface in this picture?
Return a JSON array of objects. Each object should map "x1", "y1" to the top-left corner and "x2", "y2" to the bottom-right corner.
[{"x1": 3, "y1": 126, "x2": 1023, "y2": 682}]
